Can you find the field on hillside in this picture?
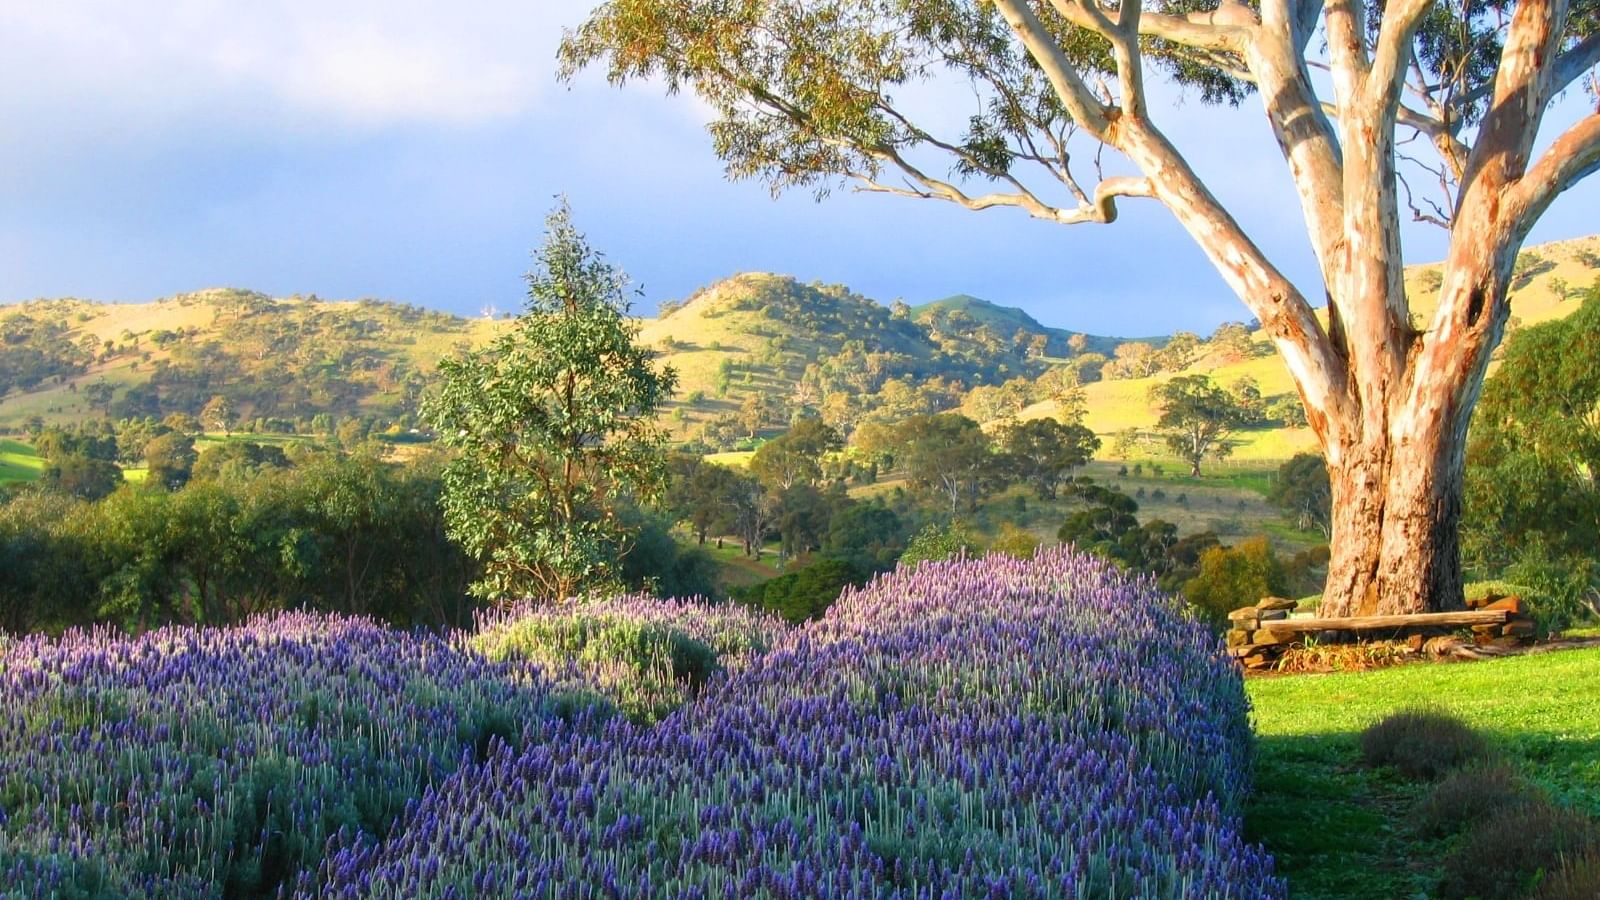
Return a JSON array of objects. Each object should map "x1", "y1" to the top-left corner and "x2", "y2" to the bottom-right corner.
[
  {"x1": 0, "y1": 551, "x2": 1281, "y2": 897},
  {"x1": 0, "y1": 438, "x2": 43, "y2": 483},
  {"x1": 1248, "y1": 648, "x2": 1600, "y2": 898}
]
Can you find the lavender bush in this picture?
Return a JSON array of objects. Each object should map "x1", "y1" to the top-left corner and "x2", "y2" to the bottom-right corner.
[
  {"x1": 470, "y1": 595, "x2": 790, "y2": 724},
  {"x1": 0, "y1": 613, "x2": 560, "y2": 898},
  {"x1": 310, "y1": 548, "x2": 1280, "y2": 897}
]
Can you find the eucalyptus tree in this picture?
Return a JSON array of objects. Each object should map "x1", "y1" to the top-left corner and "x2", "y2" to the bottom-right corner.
[
  {"x1": 423, "y1": 204, "x2": 677, "y2": 603},
  {"x1": 563, "y1": 0, "x2": 1600, "y2": 615}
]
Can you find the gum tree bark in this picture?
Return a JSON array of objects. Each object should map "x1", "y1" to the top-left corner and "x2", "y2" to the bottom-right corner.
[{"x1": 565, "y1": 0, "x2": 1600, "y2": 614}]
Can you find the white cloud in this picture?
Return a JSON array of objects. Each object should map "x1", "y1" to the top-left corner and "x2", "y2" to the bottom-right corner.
[{"x1": 0, "y1": 0, "x2": 595, "y2": 128}]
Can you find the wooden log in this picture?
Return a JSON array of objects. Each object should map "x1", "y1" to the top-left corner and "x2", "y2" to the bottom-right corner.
[{"x1": 1257, "y1": 610, "x2": 1510, "y2": 635}]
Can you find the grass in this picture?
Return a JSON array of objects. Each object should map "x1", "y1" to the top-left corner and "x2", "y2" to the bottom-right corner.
[
  {"x1": 0, "y1": 438, "x2": 44, "y2": 483},
  {"x1": 1247, "y1": 647, "x2": 1600, "y2": 898}
]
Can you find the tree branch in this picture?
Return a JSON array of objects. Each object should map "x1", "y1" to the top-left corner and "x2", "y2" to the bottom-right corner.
[
  {"x1": 1504, "y1": 112, "x2": 1600, "y2": 229},
  {"x1": 1367, "y1": 0, "x2": 1436, "y2": 112},
  {"x1": 1044, "y1": 0, "x2": 1252, "y2": 53},
  {"x1": 991, "y1": 0, "x2": 1113, "y2": 134}
]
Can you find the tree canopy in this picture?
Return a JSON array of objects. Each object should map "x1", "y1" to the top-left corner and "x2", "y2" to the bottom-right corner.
[{"x1": 422, "y1": 204, "x2": 677, "y2": 602}]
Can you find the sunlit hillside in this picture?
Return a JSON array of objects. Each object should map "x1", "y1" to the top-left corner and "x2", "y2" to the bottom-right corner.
[{"x1": 1018, "y1": 234, "x2": 1600, "y2": 460}]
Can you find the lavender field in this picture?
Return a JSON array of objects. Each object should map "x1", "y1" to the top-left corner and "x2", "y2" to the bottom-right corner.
[{"x1": 0, "y1": 549, "x2": 1279, "y2": 898}]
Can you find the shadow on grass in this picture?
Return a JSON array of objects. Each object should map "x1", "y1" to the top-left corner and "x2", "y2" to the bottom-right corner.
[{"x1": 1246, "y1": 731, "x2": 1600, "y2": 899}]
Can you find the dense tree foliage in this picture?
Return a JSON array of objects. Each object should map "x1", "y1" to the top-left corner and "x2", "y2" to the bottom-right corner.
[
  {"x1": 1464, "y1": 291, "x2": 1600, "y2": 626},
  {"x1": 998, "y1": 417, "x2": 1100, "y2": 500},
  {"x1": 1269, "y1": 453, "x2": 1333, "y2": 537},
  {"x1": 0, "y1": 453, "x2": 473, "y2": 634},
  {"x1": 423, "y1": 206, "x2": 676, "y2": 603}
]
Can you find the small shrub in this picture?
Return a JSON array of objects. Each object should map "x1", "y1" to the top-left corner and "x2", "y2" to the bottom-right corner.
[
  {"x1": 1416, "y1": 763, "x2": 1537, "y2": 837},
  {"x1": 1439, "y1": 801, "x2": 1600, "y2": 900},
  {"x1": 990, "y1": 523, "x2": 1039, "y2": 559},
  {"x1": 900, "y1": 520, "x2": 982, "y2": 568},
  {"x1": 1359, "y1": 709, "x2": 1492, "y2": 779},
  {"x1": 1537, "y1": 851, "x2": 1600, "y2": 900}
]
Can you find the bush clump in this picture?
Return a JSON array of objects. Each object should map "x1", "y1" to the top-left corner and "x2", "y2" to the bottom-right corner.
[
  {"x1": 1416, "y1": 763, "x2": 1538, "y2": 836},
  {"x1": 1359, "y1": 709, "x2": 1492, "y2": 779},
  {"x1": 1439, "y1": 801, "x2": 1600, "y2": 899},
  {"x1": 471, "y1": 594, "x2": 788, "y2": 723}
]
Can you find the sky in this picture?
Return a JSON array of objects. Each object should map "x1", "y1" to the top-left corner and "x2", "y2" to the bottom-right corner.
[{"x1": 1, "y1": 1, "x2": 1596, "y2": 337}]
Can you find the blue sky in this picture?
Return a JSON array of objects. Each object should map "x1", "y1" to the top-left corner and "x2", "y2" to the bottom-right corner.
[{"x1": 2, "y1": 1, "x2": 1596, "y2": 336}]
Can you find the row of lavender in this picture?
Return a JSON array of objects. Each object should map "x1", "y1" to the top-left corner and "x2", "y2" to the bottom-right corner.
[
  {"x1": 311, "y1": 548, "x2": 1280, "y2": 897},
  {"x1": 0, "y1": 549, "x2": 1280, "y2": 897},
  {"x1": 0, "y1": 615, "x2": 558, "y2": 897}
]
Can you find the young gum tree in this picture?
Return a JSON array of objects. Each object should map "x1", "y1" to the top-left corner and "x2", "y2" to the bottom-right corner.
[{"x1": 563, "y1": 0, "x2": 1600, "y2": 615}]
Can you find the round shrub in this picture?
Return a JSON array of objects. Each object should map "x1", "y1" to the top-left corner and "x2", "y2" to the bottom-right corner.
[
  {"x1": 1359, "y1": 708, "x2": 1492, "y2": 779},
  {"x1": 1439, "y1": 801, "x2": 1600, "y2": 900},
  {"x1": 1416, "y1": 763, "x2": 1538, "y2": 837},
  {"x1": 471, "y1": 595, "x2": 788, "y2": 724}
]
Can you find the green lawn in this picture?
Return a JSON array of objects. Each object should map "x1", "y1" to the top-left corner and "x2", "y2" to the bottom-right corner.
[
  {"x1": 1247, "y1": 648, "x2": 1600, "y2": 898},
  {"x1": 0, "y1": 438, "x2": 44, "y2": 483}
]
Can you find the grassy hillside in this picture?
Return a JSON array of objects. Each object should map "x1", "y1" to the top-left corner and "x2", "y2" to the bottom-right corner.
[
  {"x1": 1021, "y1": 233, "x2": 1600, "y2": 462},
  {"x1": 0, "y1": 289, "x2": 501, "y2": 429},
  {"x1": 5, "y1": 234, "x2": 1594, "y2": 451},
  {"x1": 0, "y1": 438, "x2": 44, "y2": 484}
]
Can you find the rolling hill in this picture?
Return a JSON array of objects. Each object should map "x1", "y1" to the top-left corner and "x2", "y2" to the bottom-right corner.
[
  {"x1": 2, "y1": 234, "x2": 1595, "y2": 456},
  {"x1": 1017, "y1": 233, "x2": 1600, "y2": 460},
  {"x1": 0, "y1": 274, "x2": 1141, "y2": 439},
  {"x1": 912, "y1": 294, "x2": 1152, "y2": 357}
]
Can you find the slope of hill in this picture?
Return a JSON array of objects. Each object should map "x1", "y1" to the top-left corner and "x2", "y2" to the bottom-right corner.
[
  {"x1": 0, "y1": 288, "x2": 501, "y2": 429},
  {"x1": 4, "y1": 234, "x2": 1594, "y2": 446},
  {"x1": 1019, "y1": 234, "x2": 1600, "y2": 460},
  {"x1": 912, "y1": 294, "x2": 1140, "y2": 357},
  {"x1": 640, "y1": 274, "x2": 1084, "y2": 440}
]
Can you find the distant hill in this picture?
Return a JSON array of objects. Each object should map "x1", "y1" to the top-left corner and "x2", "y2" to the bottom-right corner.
[
  {"x1": 0, "y1": 288, "x2": 499, "y2": 429},
  {"x1": 912, "y1": 294, "x2": 1139, "y2": 357},
  {"x1": 0, "y1": 275, "x2": 1126, "y2": 435},
  {"x1": 4, "y1": 235, "x2": 1594, "y2": 447}
]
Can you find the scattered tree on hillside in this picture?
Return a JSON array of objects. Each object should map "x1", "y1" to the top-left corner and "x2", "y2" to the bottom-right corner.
[
  {"x1": 749, "y1": 417, "x2": 842, "y2": 491},
  {"x1": 998, "y1": 417, "x2": 1100, "y2": 500},
  {"x1": 1207, "y1": 323, "x2": 1258, "y2": 364},
  {"x1": 83, "y1": 380, "x2": 115, "y2": 417},
  {"x1": 1151, "y1": 376, "x2": 1245, "y2": 476},
  {"x1": 1229, "y1": 376, "x2": 1268, "y2": 425},
  {"x1": 898, "y1": 413, "x2": 996, "y2": 514},
  {"x1": 422, "y1": 204, "x2": 677, "y2": 602},
  {"x1": 1035, "y1": 367, "x2": 1088, "y2": 424},
  {"x1": 563, "y1": 0, "x2": 1600, "y2": 614},
  {"x1": 1105, "y1": 341, "x2": 1161, "y2": 380}
]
